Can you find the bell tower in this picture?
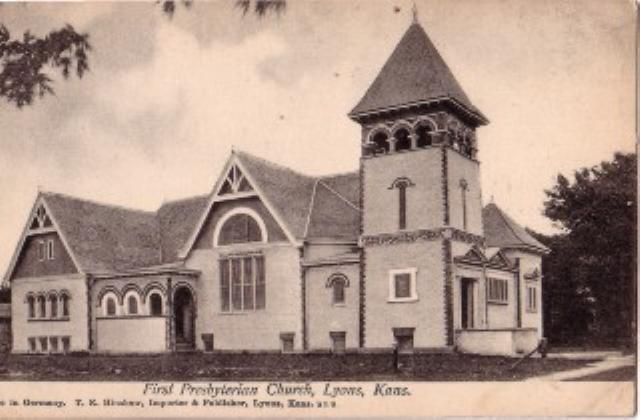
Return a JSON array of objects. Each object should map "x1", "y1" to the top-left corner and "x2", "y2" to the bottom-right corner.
[{"x1": 352, "y1": 20, "x2": 488, "y2": 349}]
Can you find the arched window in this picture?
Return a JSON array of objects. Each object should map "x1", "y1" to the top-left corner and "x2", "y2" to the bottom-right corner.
[
  {"x1": 106, "y1": 297, "x2": 117, "y2": 316},
  {"x1": 333, "y1": 279, "x2": 346, "y2": 304},
  {"x1": 370, "y1": 131, "x2": 390, "y2": 154},
  {"x1": 49, "y1": 294, "x2": 58, "y2": 318},
  {"x1": 390, "y1": 178, "x2": 415, "y2": 230},
  {"x1": 214, "y1": 208, "x2": 267, "y2": 247},
  {"x1": 37, "y1": 295, "x2": 46, "y2": 318},
  {"x1": 27, "y1": 295, "x2": 35, "y2": 319},
  {"x1": 59, "y1": 293, "x2": 70, "y2": 317},
  {"x1": 149, "y1": 293, "x2": 163, "y2": 316},
  {"x1": 127, "y1": 295, "x2": 138, "y2": 315},
  {"x1": 393, "y1": 128, "x2": 411, "y2": 151},
  {"x1": 101, "y1": 292, "x2": 119, "y2": 317},
  {"x1": 327, "y1": 274, "x2": 349, "y2": 305},
  {"x1": 415, "y1": 123, "x2": 434, "y2": 148}
]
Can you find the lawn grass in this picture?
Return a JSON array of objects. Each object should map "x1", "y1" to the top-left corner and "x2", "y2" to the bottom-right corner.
[{"x1": 0, "y1": 352, "x2": 598, "y2": 382}]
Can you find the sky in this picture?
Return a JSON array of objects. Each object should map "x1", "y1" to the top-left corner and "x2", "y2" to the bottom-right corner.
[{"x1": 0, "y1": 0, "x2": 635, "y2": 277}]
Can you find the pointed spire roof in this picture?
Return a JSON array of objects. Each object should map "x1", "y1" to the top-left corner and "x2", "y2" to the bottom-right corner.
[{"x1": 350, "y1": 22, "x2": 487, "y2": 123}]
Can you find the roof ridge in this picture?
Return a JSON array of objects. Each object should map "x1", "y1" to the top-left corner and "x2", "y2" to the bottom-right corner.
[
  {"x1": 41, "y1": 190, "x2": 155, "y2": 215},
  {"x1": 317, "y1": 180, "x2": 361, "y2": 212},
  {"x1": 303, "y1": 179, "x2": 320, "y2": 238},
  {"x1": 234, "y1": 149, "x2": 315, "y2": 180},
  {"x1": 318, "y1": 170, "x2": 359, "y2": 180},
  {"x1": 158, "y1": 194, "x2": 209, "y2": 209}
]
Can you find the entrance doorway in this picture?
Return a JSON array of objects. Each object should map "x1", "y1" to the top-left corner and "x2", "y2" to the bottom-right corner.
[
  {"x1": 174, "y1": 286, "x2": 195, "y2": 350},
  {"x1": 460, "y1": 278, "x2": 474, "y2": 329}
]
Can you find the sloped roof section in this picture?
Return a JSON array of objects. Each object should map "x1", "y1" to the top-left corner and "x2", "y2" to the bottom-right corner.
[
  {"x1": 350, "y1": 22, "x2": 486, "y2": 122},
  {"x1": 234, "y1": 150, "x2": 318, "y2": 240},
  {"x1": 319, "y1": 172, "x2": 360, "y2": 208},
  {"x1": 157, "y1": 195, "x2": 209, "y2": 263},
  {"x1": 482, "y1": 203, "x2": 549, "y2": 254},
  {"x1": 43, "y1": 192, "x2": 161, "y2": 273},
  {"x1": 306, "y1": 181, "x2": 360, "y2": 240}
]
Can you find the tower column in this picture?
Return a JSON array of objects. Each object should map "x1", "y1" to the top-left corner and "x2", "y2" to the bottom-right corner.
[{"x1": 388, "y1": 137, "x2": 398, "y2": 153}]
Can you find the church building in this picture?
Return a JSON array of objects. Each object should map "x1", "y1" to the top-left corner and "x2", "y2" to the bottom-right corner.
[{"x1": 4, "y1": 20, "x2": 548, "y2": 356}]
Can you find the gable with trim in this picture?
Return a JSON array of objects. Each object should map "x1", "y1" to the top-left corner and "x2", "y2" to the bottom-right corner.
[{"x1": 9, "y1": 200, "x2": 79, "y2": 280}]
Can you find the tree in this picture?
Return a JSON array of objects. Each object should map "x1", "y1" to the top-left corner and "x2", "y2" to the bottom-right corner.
[
  {"x1": 542, "y1": 152, "x2": 636, "y2": 344},
  {"x1": 0, "y1": 0, "x2": 286, "y2": 108},
  {"x1": 0, "y1": 24, "x2": 90, "y2": 108}
]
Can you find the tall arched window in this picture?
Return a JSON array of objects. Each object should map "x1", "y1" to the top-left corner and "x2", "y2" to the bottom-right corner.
[
  {"x1": 127, "y1": 295, "x2": 138, "y2": 315},
  {"x1": 327, "y1": 274, "x2": 349, "y2": 305},
  {"x1": 37, "y1": 295, "x2": 46, "y2": 318},
  {"x1": 390, "y1": 178, "x2": 415, "y2": 230},
  {"x1": 49, "y1": 294, "x2": 58, "y2": 318},
  {"x1": 106, "y1": 297, "x2": 116, "y2": 316},
  {"x1": 27, "y1": 295, "x2": 35, "y2": 319},
  {"x1": 393, "y1": 128, "x2": 411, "y2": 151},
  {"x1": 59, "y1": 293, "x2": 70, "y2": 317},
  {"x1": 149, "y1": 293, "x2": 163, "y2": 316},
  {"x1": 214, "y1": 208, "x2": 267, "y2": 247}
]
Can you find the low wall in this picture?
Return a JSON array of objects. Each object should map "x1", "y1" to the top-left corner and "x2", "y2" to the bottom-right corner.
[
  {"x1": 96, "y1": 317, "x2": 167, "y2": 353},
  {"x1": 455, "y1": 328, "x2": 538, "y2": 356}
]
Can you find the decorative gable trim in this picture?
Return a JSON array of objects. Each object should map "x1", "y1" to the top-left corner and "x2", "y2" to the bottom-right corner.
[
  {"x1": 454, "y1": 245, "x2": 487, "y2": 265},
  {"x1": 3, "y1": 194, "x2": 84, "y2": 283},
  {"x1": 487, "y1": 250, "x2": 514, "y2": 271},
  {"x1": 178, "y1": 153, "x2": 301, "y2": 259}
]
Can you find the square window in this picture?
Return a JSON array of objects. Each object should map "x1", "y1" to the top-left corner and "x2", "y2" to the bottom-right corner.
[
  {"x1": 388, "y1": 269, "x2": 417, "y2": 302},
  {"x1": 487, "y1": 278, "x2": 508, "y2": 304},
  {"x1": 330, "y1": 332, "x2": 346, "y2": 354},
  {"x1": 49, "y1": 337, "x2": 59, "y2": 353},
  {"x1": 61, "y1": 336, "x2": 71, "y2": 353},
  {"x1": 28, "y1": 337, "x2": 36, "y2": 353},
  {"x1": 394, "y1": 274, "x2": 411, "y2": 298},
  {"x1": 39, "y1": 337, "x2": 48, "y2": 352},
  {"x1": 280, "y1": 333, "x2": 294, "y2": 353}
]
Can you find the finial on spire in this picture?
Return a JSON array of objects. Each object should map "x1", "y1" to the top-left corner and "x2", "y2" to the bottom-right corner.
[
  {"x1": 411, "y1": 2, "x2": 419, "y2": 24},
  {"x1": 490, "y1": 195, "x2": 495, "y2": 203}
]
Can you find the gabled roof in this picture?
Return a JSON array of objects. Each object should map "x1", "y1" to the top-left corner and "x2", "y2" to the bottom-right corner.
[
  {"x1": 350, "y1": 22, "x2": 487, "y2": 123},
  {"x1": 157, "y1": 195, "x2": 209, "y2": 262},
  {"x1": 42, "y1": 192, "x2": 161, "y2": 273},
  {"x1": 234, "y1": 151, "x2": 317, "y2": 240},
  {"x1": 233, "y1": 150, "x2": 361, "y2": 242},
  {"x1": 482, "y1": 203, "x2": 549, "y2": 254}
]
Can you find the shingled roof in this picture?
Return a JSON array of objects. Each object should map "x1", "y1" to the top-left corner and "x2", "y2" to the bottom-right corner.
[
  {"x1": 482, "y1": 203, "x2": 549, "y2": 254},
  {"x1": 234, "y1": 150, "x2": 360, "y2": 241},
  {"x1": 43, "y1": 192, "x2": 161, "y2": 273},
  {"x1": 350, "y1": 22, "x2": 486, "y2": 123}
]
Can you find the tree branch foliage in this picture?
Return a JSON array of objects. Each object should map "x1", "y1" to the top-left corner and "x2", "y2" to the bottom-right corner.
[
  {"x1": 0, "y1": 24, "x2": 91, "y2": 108},
  {"x1": 235, "y1": 0, "x2": 286, "y2": 17},
  {"x1": 538, "y1": 152, "x2": 636, "y2": 345}
]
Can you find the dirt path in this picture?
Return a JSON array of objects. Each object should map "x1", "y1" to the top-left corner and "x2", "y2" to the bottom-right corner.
[{"x1": 526, "y1": 353, "x2": 634, "y2": 381}]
